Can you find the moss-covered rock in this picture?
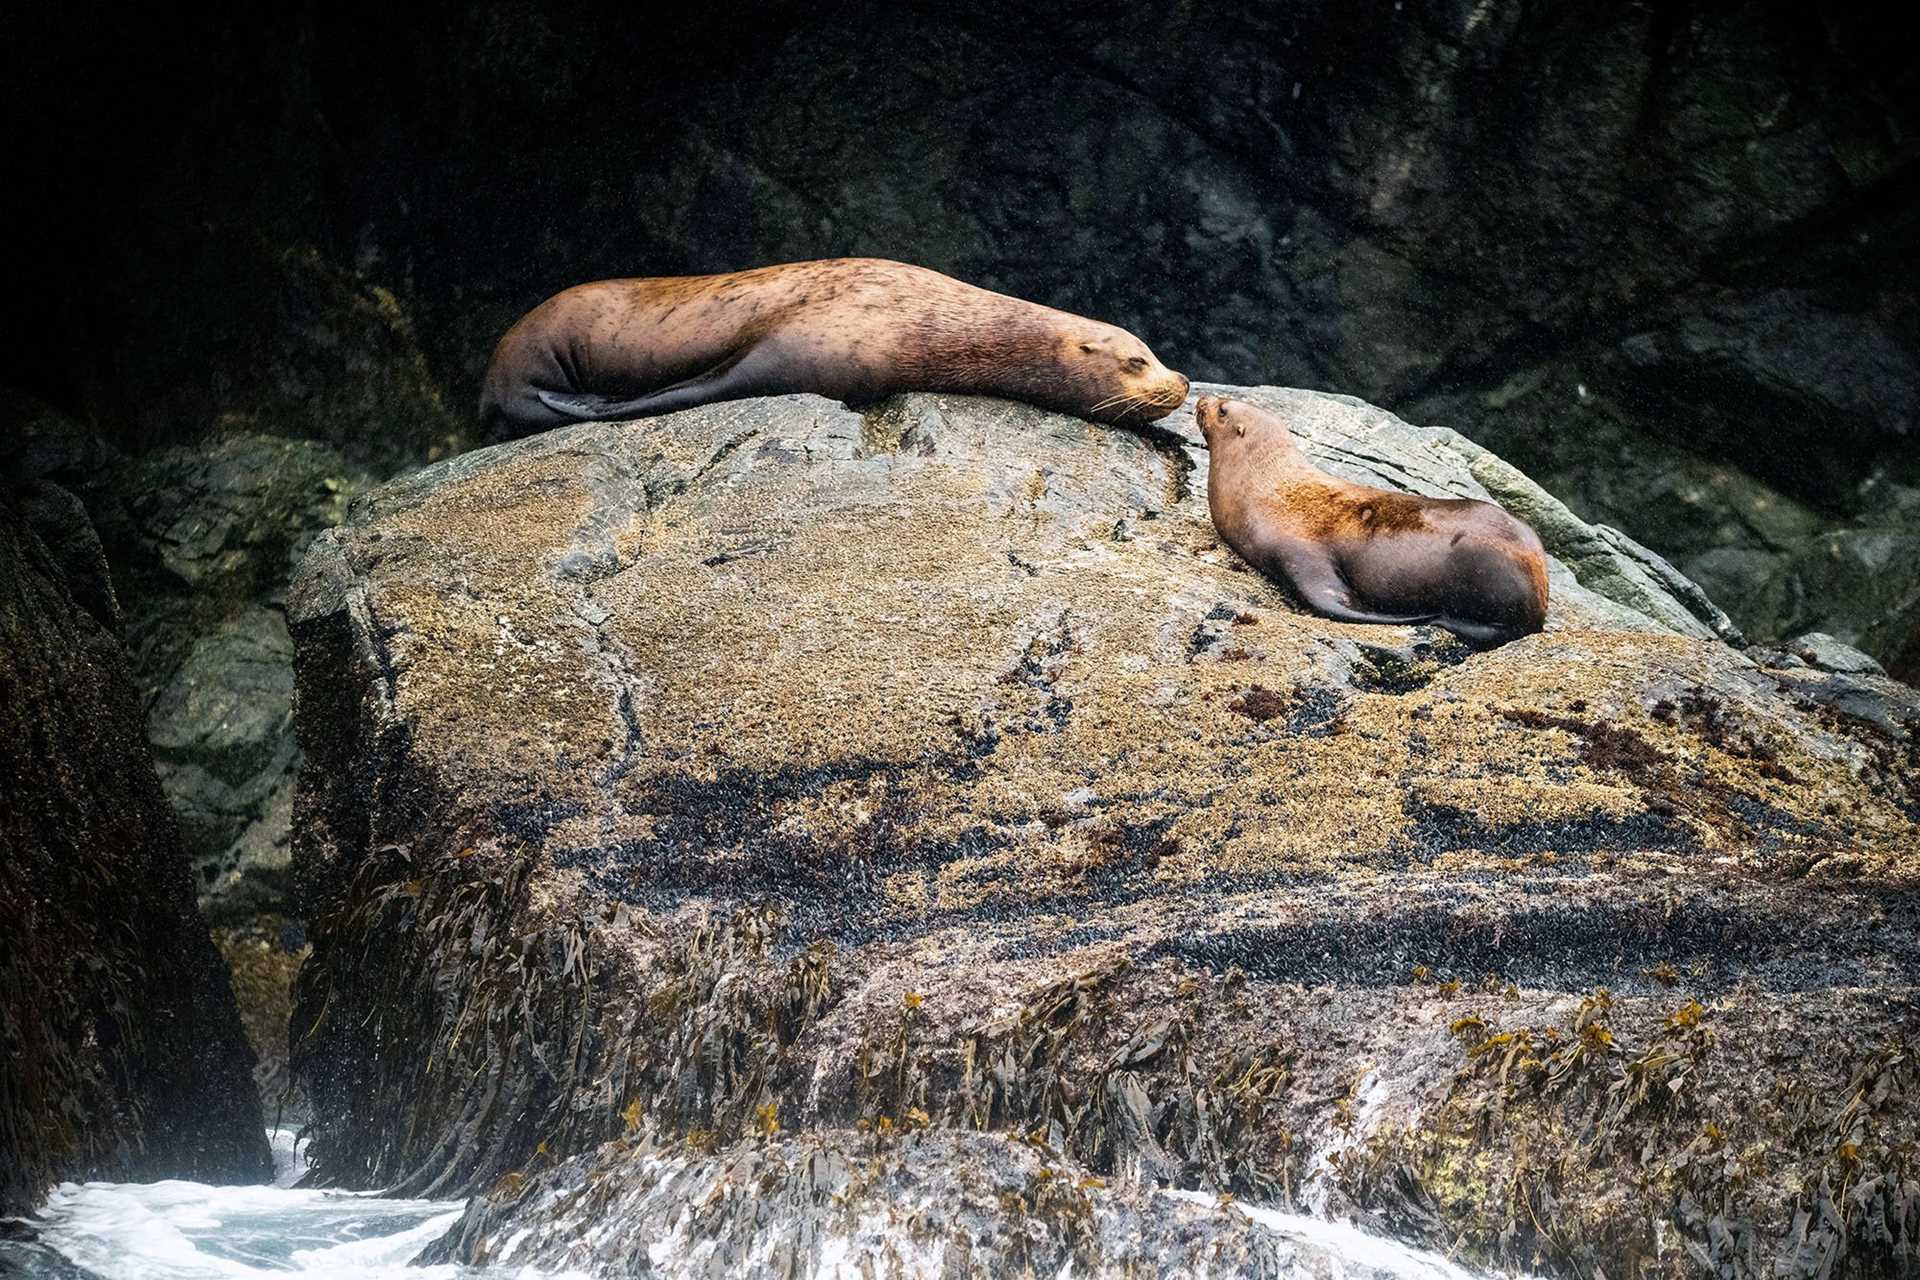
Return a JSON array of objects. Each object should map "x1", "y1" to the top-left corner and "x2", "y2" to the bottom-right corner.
[
  {"x1": 212, "y1": 917, "x2": 310, "y2": 1122},
  {"x1": 288, "y1": 389, "x2": 1918, "y2": 1275}
]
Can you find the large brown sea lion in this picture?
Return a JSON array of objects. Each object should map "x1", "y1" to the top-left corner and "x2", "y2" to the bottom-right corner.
[
  {"x1": 1196, "y1": 395, "x2": 1549, "y2": 648},
  {"x1": 479, "y1": 258, "x2": 1190, "y2": 435}
]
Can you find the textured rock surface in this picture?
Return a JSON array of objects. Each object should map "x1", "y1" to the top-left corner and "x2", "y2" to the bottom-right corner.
[
  {"x1": 0, "y1": 486, "x2": 270, "y2": 1213},
  {"x1": 117, "y1": 433, "x2": 370, "y2": 917},
  {"x1": 289, "y1": 390, "x2": 1918, "y2": 1276},
  {"x1": 213, "y1": 917, "x2": 310, "y2": 1118},
  {"x1": 424, "y1": 1128, "x2": 1478, "y2": 1279},
  {"x1": 1782, "y1": 633, "x2": 1889, "y2": 679}
]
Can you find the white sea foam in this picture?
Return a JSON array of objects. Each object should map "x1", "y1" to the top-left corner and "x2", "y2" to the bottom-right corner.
[
  {"x1": 1164, "y1": 1189, "x2": 1519, "y2": 1280},
  {"x1": 16, "y1": 1130, "x2": 1513, "y2": 1280},
  {"x1": 20, "y1": 1129, "x2": 476, "y2": 1280}
]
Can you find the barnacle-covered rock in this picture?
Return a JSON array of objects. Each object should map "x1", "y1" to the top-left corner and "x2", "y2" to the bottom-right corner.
[{"x1": 288, "y1": 388, "x2": 1919, "y2": 1276}]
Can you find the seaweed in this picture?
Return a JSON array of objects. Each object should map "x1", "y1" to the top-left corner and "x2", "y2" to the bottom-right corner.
[
  {"x1": 859, "y1": 957, "x2": 1301, "y2": 1200},
  {"x1": 1341, "y1": 995, "x2": 1920, "y2": 1279}
]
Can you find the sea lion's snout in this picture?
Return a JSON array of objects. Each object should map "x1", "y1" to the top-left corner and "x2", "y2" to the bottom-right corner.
[
  {"x1": 1126, "y1": 358, "x2": 1188, "y2": 422},
  {"x1": 1123, "y1": 370, "x2": 1188, "y2": 421},
  {"x1": 1194, "y1": 394, "x2": 1220, "y2": 439}
]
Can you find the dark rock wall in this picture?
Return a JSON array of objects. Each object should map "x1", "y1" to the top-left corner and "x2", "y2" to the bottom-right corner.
[
  {"x1": 0, "y1": 487, "x2": 270, "y2": 1213},
  {"x1": 2, "y1": 1, "x2": 1915, "y2": 664},
  {"x1": 289, "y1": 3, "x2": 1917, "y2": 402}
]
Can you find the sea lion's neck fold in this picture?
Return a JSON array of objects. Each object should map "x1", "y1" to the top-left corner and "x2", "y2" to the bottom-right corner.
[{"x1": 908, "y1": 298, "x2": 1065, "y2": 403}]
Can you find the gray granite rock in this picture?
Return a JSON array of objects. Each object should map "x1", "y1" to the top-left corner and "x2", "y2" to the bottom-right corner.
[
  {"x1": 114, "y1": 433, "x2": 369, "y2": 917},
  {"x1": 1783, "y1": 632, "x2": 1888, "y2": 677}
]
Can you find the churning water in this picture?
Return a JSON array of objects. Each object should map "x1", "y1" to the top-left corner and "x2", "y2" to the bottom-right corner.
[
  {"x1": 1, "y1": 1131, "x2": 1500, "y2": 1280},
  {"x1": 0, "y1": 1132, "x2": 479, "y2": 1280}
]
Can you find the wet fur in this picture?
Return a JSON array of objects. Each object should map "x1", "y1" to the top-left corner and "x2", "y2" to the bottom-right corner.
[
  {"x1": 1197, "y1": 396, "x2": 1549, "y2": 648},
  {"x1": 479, "y1": 259, "x2": 1189, "y2": 434}
]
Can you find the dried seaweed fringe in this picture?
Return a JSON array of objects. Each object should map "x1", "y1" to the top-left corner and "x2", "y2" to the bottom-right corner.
[{"x1": 1344, "y1": 992, "x2": 1916, "y2": 1278}]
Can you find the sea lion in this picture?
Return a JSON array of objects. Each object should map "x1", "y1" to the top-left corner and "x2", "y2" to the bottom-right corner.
[
  {"x1": 479, "y1": 258, "x2": 1190, "y2": 435},
  {"x1": 1195, "y1": 395, "x2": 1549, "y2": 648}
]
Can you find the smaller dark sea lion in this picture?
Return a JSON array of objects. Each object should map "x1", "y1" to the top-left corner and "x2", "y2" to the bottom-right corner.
[
  {"x1": 1196, "y1": 395, "x2": 1549, "y2": 648},
  {"x1": 479, "y1": 258, "x2": 1190, "y2": 435}
]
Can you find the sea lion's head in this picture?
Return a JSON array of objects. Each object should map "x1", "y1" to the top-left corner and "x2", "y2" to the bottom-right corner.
[
  {"x1": 1195, "y1": 395, "x2": 1295, "y2": 458},
  {"x1": 1059, "y1": 322, "x2": 1189, "y2": 424}
]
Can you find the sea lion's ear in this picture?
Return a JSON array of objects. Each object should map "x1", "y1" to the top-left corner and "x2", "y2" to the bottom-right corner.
[
  {"x1": 1235, "y1": 421, "x2": 1246, "y2": 438},
  {"x1": 1079, "y1": 341, "x2": 1098, "y2": 354}
]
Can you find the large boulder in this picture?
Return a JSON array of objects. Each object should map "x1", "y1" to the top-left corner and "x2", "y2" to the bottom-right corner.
[
  {"x1": 288, "y1": 389, "x2": 1918, "y2": 1276},
  {"x1": 0, "y1": 485, "x2": 270, "y2": 1214}
]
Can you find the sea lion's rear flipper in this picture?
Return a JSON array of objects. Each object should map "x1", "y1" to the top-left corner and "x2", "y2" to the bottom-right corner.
[
  {"x1": 536, "y1": 379, "x2": 729, "y2": 421},
  {"x1": 536, "y1": 389, "x2": 672, "y2": 421},
  {"x1": 537, "y1": 353, "x2": 765, "y2": 422},
  {"x1": 1285, "y1": 567, "x2": 1437, "y2": 630},
  {"x1": 1304, "y1": 596, "x2": 1440, "y2": 629},
  {"x1": 1434, "y1": 617, "x2": 1522, "y2": 649}
]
